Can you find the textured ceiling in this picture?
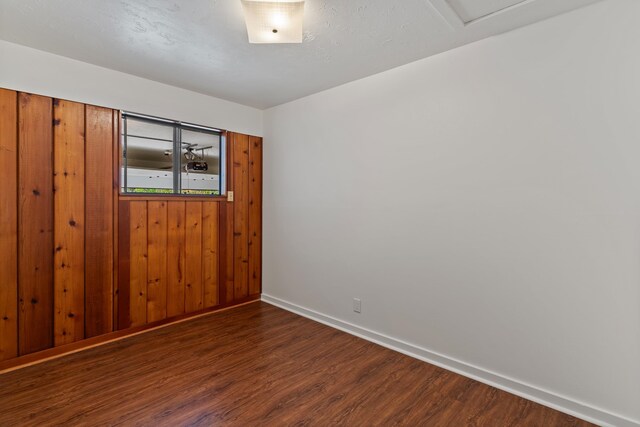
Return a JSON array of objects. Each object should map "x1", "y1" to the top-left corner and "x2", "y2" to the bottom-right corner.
[
  {"x1": 446, "y1": 0, "x2": 528, "y2": 23},
  {"x1": 0, "y1": 0, "x2": 599, "y2": 108}
]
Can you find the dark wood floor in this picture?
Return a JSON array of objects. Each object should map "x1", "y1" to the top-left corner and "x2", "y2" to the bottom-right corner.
[{"x1": 0, "y1": 301, "x2": 592, "y2": 426}]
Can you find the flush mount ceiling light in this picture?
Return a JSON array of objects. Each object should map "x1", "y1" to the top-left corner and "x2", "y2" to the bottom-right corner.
[{"x1": 241, "y1": 0, "x2": 305, "y2": 44}]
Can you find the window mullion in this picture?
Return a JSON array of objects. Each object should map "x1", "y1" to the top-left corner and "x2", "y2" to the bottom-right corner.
[{"x1": 173, "y1": 126, "x2": 181, "y2": 194}]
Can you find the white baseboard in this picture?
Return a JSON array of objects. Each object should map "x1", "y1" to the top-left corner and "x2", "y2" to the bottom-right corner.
[{"x1": 261, "y1": 293, "x2": 639, "y2": 427}]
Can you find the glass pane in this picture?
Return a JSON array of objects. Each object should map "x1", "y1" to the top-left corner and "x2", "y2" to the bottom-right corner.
[
  {"x1": 180, "y1": 129, "x2": 221, "y2": 195},
  {"x1": 123, "y1": 117, "x2": 175, "y2": 194}
]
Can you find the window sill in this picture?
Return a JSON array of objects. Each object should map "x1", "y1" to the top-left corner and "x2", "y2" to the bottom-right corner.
[{"x1": 119, "y1": 193, "x2": 228, "y2": 202}]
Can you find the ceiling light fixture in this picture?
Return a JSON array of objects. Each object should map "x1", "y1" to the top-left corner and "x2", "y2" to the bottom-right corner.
[{"x1": 241, "y1": 0, "x2": 305, "y2": 44}]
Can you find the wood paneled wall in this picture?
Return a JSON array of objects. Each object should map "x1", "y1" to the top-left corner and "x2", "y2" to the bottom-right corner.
[
  {"x1": 116, "y1": 133, "x2": 263, "y2": 330},
  {"x1": 0, "y1": 89, "x2": 116, "y2": 360},
  {"x1": 0, "y1": 88, "x2": 263, "y2": 364},
  {"x1": 119, "y1": 201, "x2": 215, "y2": 328}
]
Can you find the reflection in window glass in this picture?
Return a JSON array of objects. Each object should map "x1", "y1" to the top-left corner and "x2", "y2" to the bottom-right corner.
[
  {"x1": 180, "y1": 129, "x2": 221, "y2": 195},
  {"x1": 121, "y1": 113, "x2": 224, "y2": 195},
  {"x1": 122, "y1": 117, "x2": 174, "y2": 194}
]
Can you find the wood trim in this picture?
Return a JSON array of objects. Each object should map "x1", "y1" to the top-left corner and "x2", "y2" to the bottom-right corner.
[
  {"x1": 0, "y1": 297, "x2": 260, "y2": 375},
  {"x1": 119, "y1": 195, "x2": 226, "y2": 202}
]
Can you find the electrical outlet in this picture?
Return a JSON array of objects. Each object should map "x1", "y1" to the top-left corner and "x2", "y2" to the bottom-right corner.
[
  {"x1": 227, "y1": 191, "x2": 234, "y2": 202},
  {"x1": 353, "y1": 298, "x2": 361, "y2": 313}
]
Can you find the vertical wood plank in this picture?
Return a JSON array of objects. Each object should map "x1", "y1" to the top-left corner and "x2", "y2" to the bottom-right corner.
[
  {"x1": 112, "y1": 111, "x2": 121, "y2": 331},
  {"x1": 0, "y1": 89, "x2": 18, "y2": 361},
  {"x1": 224, "y1": 204, "x2": 235, "y2": 304},
  {"x1": 129, "y1": 201, "x2": 147, "y2": 327},
  {"x1": 85, "y1": 105, "x2": 115, "y2": 338},
  {"x1": 202, "y1": 202, "x2": 219, "y2": 308},
  {"x1": 233, "y1": 133, "x2": 250, "y2": 300},
  {"x1": 117, "y1": 201, "x2": 130, "y2": 329},
  {"x1": 248, "y1": 136, "x2": 263, "y2": 296},
  {"x1": 218, "y1": 202, "x2": 230, "y2": 304},
  {"x1": 53, "y1": 99, "x2": 85, "y2": 346},
  {"x1": 18, "y1": 93, "x2": 54, "y2": 355},
  {"x1": 221, "y1": 132, "x2": 234, "y2": 304},
  {"x1": 185, "y1": 202, "x2": 203, "y2": 312},
  {"x1": 147, "y1": 201, "x2": 168, "y2": 322},
  {"x1": 167, "y1": 201, "x2": 186, "y2": 317}
]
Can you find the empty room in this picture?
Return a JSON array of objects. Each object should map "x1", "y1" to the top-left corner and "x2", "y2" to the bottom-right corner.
[{"x1": 0, "y1": 0, "x2": 638, "y2": 425}]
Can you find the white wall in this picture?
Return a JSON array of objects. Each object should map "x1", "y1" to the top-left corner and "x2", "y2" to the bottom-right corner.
[
  {"x1": 263, "y1": 0, "x2": 640, "y2": 425},
  {"x1": 0, "y1": 40, "x2": 262, "y2": 136}
]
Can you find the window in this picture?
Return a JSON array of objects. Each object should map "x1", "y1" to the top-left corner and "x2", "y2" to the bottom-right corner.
[{"x1": 121, "y1": 112, "x2": 224, "y2": 195}]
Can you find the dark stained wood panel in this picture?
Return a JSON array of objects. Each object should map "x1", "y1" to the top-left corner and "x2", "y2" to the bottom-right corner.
[
  {"x1": 184, "y1": 202, "x2": 203, "y2": 312},
  {"x1": 2, "y1": 87, "x2": 262, "y2": 363},
  {"x1": 248, "y1": 136, "x2": 262, "y2": 296},
  {"x1": 18, "y1": 93, "x2": 54, "y2": 355},
  {"x1": 202, "y1": 202, "x2": 219, "y2": 308},
  {"x1": 53, "y1": 99, "x2": 85, "y2": 346},
  {"x1": 85, "y1": 105, "x2": 114, "y2": 338},
  {"x1": 167, "y1": 201, "x2": 186, "y2": 317},
  {"x1": 221, "y1": 131, "x2": 235, "y2": 304},
  {"x1": 147, "y1": 201, "x2": 168, "y2": 322},
  {"x1": 219, "y1": 201, "x2": 234, "y2": 304},
  {"x1": 0, "y1": 89, "x2": 18, "y2": 361},
  {"x1": 128, "y1": 201, "x2": 147, "y2": 327},
  {"x1": 117, "y1": 201, "x2": 131, "y2": 330},
  {"x1": 232, "y1": 132, "x2": 250, "y2": 300},
  {"x1": 0, "y1": 302, "x2": 593, "y2": 427},
  {"x1": 112, "y1": 111, "x2": 120, "y2": 331}
]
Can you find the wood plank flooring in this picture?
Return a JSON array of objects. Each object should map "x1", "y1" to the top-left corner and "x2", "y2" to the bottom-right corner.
[{"x1": 0, "y1": 301, "x2": 592, "y2": 426}]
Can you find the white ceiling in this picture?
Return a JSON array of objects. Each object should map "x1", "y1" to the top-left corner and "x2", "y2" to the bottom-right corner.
[{"x1": 0, "y1": 0, "x2": 599, "y2": 109}]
